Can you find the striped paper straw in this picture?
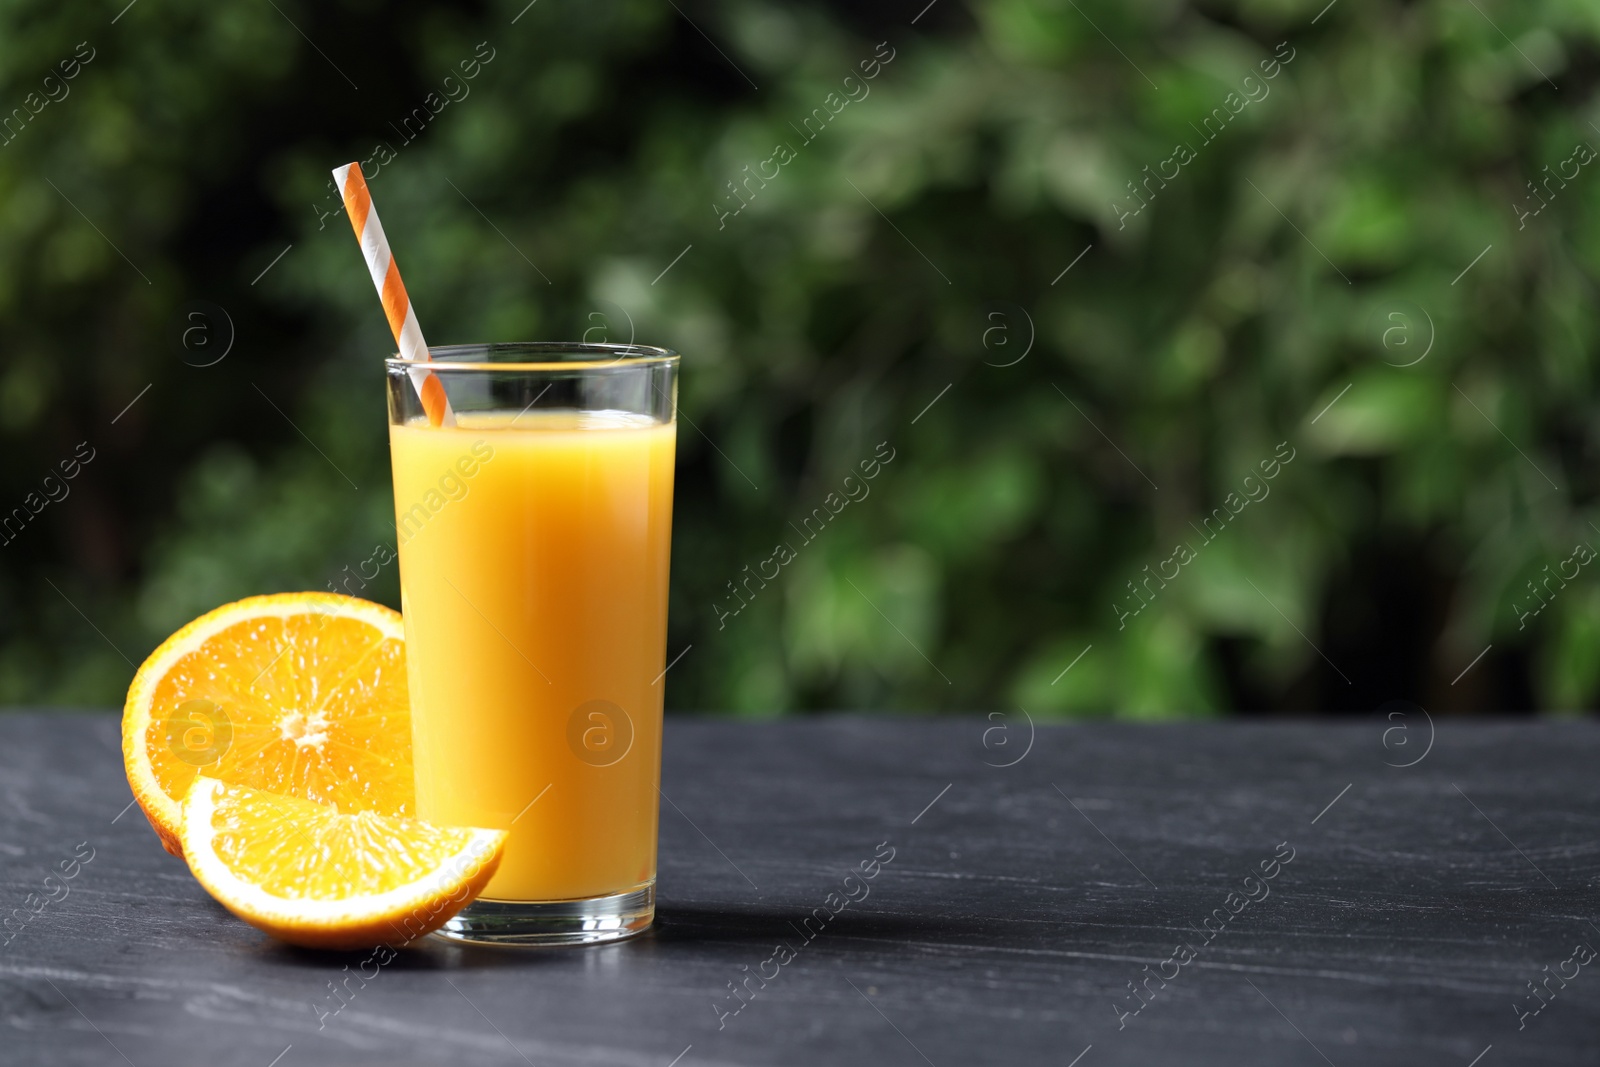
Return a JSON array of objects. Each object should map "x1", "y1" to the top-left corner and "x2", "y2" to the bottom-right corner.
[{"x1": 332, "y1": 162, "x2": 454, "y2": 427}]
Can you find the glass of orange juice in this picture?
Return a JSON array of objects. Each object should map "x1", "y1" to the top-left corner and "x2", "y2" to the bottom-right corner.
[{"x1": 386, "y1": 342, "x2": 677, "y2": 944}]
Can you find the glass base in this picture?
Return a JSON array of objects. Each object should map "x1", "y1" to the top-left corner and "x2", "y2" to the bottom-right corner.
[{"x1": 434, "y1": 884, "x2": 655, "y2": 946}]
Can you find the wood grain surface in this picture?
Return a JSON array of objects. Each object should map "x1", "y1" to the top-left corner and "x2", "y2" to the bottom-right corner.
[{"x1": 0, "y1": 712, "x2": 1594, "y2": 1066}]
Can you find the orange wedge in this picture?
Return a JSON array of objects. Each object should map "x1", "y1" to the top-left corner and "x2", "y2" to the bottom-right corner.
[
  {"x1": 181, "y1": 778, "x2": 505, "y2": 949},
  {"x1": 122, "y1": 593, "x2": 413, "y2": 856}
]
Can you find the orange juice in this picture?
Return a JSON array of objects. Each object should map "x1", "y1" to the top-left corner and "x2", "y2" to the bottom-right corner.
[{"x1": 389, "y1": 410, "x2": 675, "y2": 902}]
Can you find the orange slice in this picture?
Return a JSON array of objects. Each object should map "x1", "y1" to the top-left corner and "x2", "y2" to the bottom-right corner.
[
  {"x1": 122, "y1": 593, "x2": 413, "y2": 856},
  {"x1": 181, "y1": 778, "x2": 504, "y2": 949}
]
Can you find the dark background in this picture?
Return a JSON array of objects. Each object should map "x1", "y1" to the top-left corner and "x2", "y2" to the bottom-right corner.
[{"x1": 1, "y1": 0, "x2": 1595, "y2": 717}]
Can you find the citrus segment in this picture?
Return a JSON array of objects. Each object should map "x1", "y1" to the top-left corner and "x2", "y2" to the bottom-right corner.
[
  {"x1": 181, "y1": 778, "x2": 505, "y2": 949},
  {"x1": 122, "y1": 593, "x2": 413, "y2": 856}
]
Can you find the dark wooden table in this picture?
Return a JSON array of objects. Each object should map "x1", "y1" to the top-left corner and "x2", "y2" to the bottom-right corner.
[{"x1": 1, "y1": 712, "x2": 1595, "y2": 1066}]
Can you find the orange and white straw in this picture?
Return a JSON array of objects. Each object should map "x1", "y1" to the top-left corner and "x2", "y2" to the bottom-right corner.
[{"x1": 333, "y1": 162, "x2": 454, "y2": 427}]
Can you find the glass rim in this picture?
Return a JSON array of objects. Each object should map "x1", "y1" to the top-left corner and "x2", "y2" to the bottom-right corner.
[{"x1": 384, "y1": 341, "x2": 678, "y2": 373}]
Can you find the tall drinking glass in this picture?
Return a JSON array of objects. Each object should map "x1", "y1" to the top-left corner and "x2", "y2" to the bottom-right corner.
[{"x1": 386, "y1": 342, "x2": 677, "y2": 944}]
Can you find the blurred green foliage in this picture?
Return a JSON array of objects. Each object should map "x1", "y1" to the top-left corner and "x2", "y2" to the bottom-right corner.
[{"x1": 1, "y1": 0, "x2": 1597, "y2": 715}]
